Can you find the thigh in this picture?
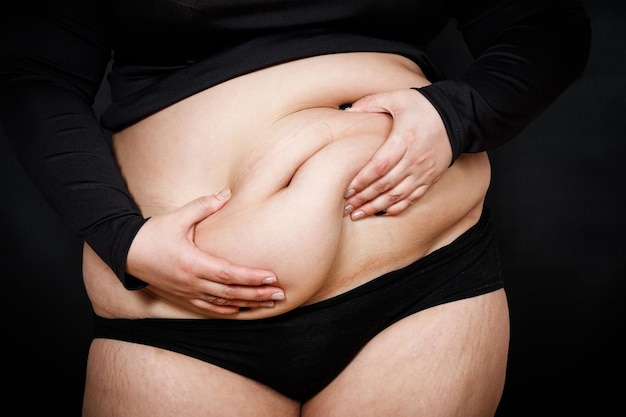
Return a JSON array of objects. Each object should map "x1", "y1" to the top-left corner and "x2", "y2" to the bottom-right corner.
[
  {"x1": 302, "y1": 289, "x2": 510, "y2": 417},
  {"x1": 82, "y1": 339, "x2": 300, "y2": 417}
]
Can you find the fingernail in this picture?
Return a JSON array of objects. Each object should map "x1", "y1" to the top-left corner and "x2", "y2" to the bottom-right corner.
[
  {"x1": 263, "y1": 276, "x2": 277, "y2": 284},
  {"x1": 344, "y1": 204, "x2": 353, "y2": 215},
  {"x1": 271, "y1": 292, "x2": 285, "y2": 300},
  {"x1": 351, "y1": 210, "x2": 365, "y2": 220},
  {"x1": 215, "y1": 187, "x2": 231, "y2": 200},
  {"x1": 344, "y1": 189, "x2": 355, "y2": 199},
  {"x1": 261, "y1": 301, "x2": 275, "y2": 307}
]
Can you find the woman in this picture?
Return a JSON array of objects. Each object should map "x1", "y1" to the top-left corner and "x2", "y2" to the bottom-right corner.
[
  {"x1": 0, "y1": 1, "x2": 590, "y2": 416},
  {"x1": 84, "y1": 55, "x2": 504, "y2": 415}
]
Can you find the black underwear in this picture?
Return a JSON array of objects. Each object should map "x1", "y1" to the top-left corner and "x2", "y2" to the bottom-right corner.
[{"x1": 92, "y1": 209, "x2": 503, "y2": 402}]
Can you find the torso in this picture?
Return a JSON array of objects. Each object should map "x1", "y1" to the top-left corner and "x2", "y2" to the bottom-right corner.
[{"x1": 82, "y1": 52, "x2": 491, "y2": 320}]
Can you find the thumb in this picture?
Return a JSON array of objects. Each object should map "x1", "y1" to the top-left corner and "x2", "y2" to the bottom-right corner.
[
  {"x1": 178, "y1": 187, "x2": 232, "y2": 225},
  {"x1": 343, "y1": 92, "x2": 390, "y2": 114}
]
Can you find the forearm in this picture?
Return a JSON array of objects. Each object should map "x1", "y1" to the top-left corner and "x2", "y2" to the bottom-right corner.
[
  {"x1": 421, "y1": 0, "x2": 591, "y2": 161},
  {"x1": 0, "y1": 0, "x2": 147, "y2": 288}
]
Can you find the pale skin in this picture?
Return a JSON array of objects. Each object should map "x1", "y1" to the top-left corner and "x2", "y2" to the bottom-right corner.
[
  {"x1": 123, "y1": 67, "x2": 453, "y2": 314},
  {"x1": 343, "y1": 87, "x2": 454, "y2": 220},
  {"x1": 82, "y1": 52, "x2": 509, "y2": 416},
  {"x1": 125, "y1": 188, "x2": 285, "y2": 313}
]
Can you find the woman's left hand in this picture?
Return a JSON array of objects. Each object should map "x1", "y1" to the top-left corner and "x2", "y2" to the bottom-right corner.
[{"x1": 342, "y1": 88, "x2": 453, "y2": 220}]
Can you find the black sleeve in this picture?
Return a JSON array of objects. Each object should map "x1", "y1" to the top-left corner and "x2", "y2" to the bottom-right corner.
[
  {"x1": 0, "y1": 0, "x2": 148, "y2": 289},
  {"x1": 417, "y1": 0, "x2": 592, "y2": 162}
]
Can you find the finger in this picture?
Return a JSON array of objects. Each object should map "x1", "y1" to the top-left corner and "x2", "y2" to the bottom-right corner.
[
  {"x1": 217, "y1": 280, "x2": 285, "y2": 303},
  {"x1": 345, "y1": 91, "x2": 392, "y2": 113},
  {"x1": 344, "y1": 148, "x2": 404, "y2": 200},
  {"x1": 344, "y1": 118, "x2": 412, "y2": 199},
  {"x1": 207, "y1": 295, "x2": 278, "y2": 309},
  {"x1": 194, "y1": 266, "x2": 285, "y2": 300},
  {"x1": 349, "y1": 192, "x2": 401, "y2": 220},
  {"x1": 189, "y1": 290, "x2": 282, "y2": 313},
  {"x1": 177, "y1": 188, "x2": 232, "y2": 226},
  {"x1": 344, "y1": 157, "x2": 410, "y2": 214},
  {"x1": 347, "y1": 186, "x2": 405, "y2": 220},
  {"x1": 348, "y1": 176, "x2": 427, "y2": 220},
  {"x1": 194, "y1": 252, "x2": 279, "y2": 287},
  {"x1": 345, "y1": 174, "x2": 394, "y2": 211},
  {"x1": 189, "y1": 299, "x2": 241, "y2": 314},
  {"x1": 384, "y1": 184, "x2": 430, "y2": 215}
]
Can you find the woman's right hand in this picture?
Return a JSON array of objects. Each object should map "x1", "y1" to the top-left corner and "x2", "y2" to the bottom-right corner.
[{"x1": 125, "y1": 188, "x2": 285, "y2": 314}]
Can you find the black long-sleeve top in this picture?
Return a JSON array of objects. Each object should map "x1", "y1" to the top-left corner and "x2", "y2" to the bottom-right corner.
[{"x1": 0, "y1": 0, "x2": 591, "y2": 289}]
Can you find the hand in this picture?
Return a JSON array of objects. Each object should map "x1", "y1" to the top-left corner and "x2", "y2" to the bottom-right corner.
[
  {"x1": 342, "y1": 88, "x2": 453, "y2": 220},
  {"x1": 126, "y1": 188, "x2": 284, "y2": 314}
]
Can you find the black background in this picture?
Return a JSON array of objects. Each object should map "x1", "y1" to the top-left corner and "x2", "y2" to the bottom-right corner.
[{"x1": 2, "y1": 1, "x2": 623, "y2": 415}]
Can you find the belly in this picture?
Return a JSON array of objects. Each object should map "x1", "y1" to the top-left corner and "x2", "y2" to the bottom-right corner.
[{"x1": 83, "y1": 53, "x2": 491, "y2": 319}]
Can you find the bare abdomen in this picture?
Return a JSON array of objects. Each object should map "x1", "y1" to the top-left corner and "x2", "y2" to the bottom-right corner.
[{"x1": 83, "y1": 53, "x2": 491, "y2": 319}]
